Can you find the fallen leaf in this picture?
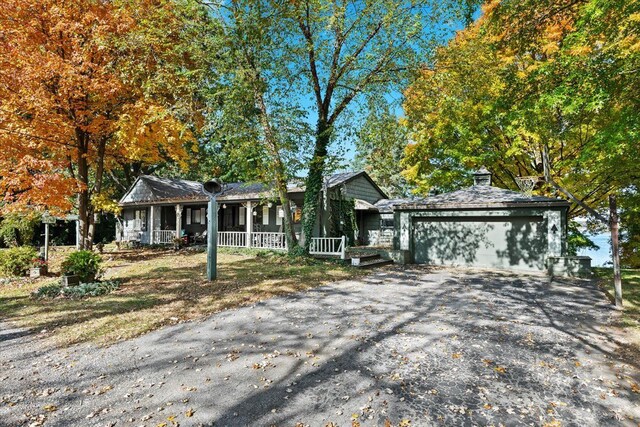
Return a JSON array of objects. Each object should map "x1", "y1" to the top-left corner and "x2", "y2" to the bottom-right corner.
[
  {"x1": 43, "y1": 405, "x2": 57, "y2": 412},
  {"x1": 452, "y1": 353, "x2": 461, "y2": 359},
  {"x1": 185, "y1": 408, "x2": 194, "y2": 417},
  {"x1": 494, "y1": 366, "x2": 506, "y2": 374}
]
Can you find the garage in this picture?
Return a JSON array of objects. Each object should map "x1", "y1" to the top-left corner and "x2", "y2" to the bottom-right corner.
[{"x1": 394, "y1": 169, "x2": 570, "y2": 272}]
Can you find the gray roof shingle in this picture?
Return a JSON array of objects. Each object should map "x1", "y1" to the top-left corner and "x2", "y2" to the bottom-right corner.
[{"x1": 395, "y1": 185, "x2": 569, "y2": 210}]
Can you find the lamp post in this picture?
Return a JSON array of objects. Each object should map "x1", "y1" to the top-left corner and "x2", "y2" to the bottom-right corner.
[{"x1": 202, "y1": 179, "x2": 223, "y2": 281}]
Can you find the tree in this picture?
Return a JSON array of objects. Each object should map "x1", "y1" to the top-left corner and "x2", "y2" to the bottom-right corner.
[
  {"x1": 403, "y1": 0, "x2": 640, "y2": 306},
  {"x1": 280, "y1": 0, "x2": 476, "y2": 250},
  {"x1": 354, "y1": 104, "x2": 410, "y2": 197},
  {"x1": 0, "y1": 0, "x2": 217, "y2": 248}
]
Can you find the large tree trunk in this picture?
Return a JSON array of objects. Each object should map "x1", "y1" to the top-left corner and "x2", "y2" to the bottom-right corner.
[
  {"x1": 75, "y1": 128, "x2": 92, "y2": 250},
  {"x1": 87, "y1": 138, "x2": 106, "y2": 248},
  {"x1": 253, "y1": 88, "x2": 299, "y2": 252},
  {"x1": 300, "y1": 118, "x2": 331, "y2": 252}
]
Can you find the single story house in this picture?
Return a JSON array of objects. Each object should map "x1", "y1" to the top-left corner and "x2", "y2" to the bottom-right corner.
[
  {"x1": 116, "y1": 171, "x2": 403, "y2": 249},
  {"x1": 393, "y1": 168, "x2": 584, "y2": 274}
]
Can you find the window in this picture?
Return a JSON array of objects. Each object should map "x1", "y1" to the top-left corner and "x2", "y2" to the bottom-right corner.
[
  {"x1": 193, "y1": 208, "x2": 201, "y2": 224},
  {"x1": 276, "y1": 205, "x2": 283, "y2": 225},
  {"x1": 186, "y1": 208, "x2": 192, "y2": 225},
  {"x1": 239, "y1": 207, "x2": 245, "y2": 225},
  {"x1": 262, "y1": 205, "x2": 270, "y2": 225},
  {"x1": 200, "y1": 208, "x2": 206, "y2": 225},
  {"x1": 134, "y1": 209, "x2": 147, "y2": 231},
  {"x1": 293, "y1": 207, "x2": 302, "y2": 223},
  {"x1": 380, "y1": 218, "x2": 394, "y2": 229}
]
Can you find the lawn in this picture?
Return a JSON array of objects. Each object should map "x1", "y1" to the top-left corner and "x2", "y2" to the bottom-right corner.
[
  {"x1": 0, "y1": 247, "x2": 364, "y2": 347},
  {"x1": 593, "y1": 267, "x2": 640, "y2": 343}
]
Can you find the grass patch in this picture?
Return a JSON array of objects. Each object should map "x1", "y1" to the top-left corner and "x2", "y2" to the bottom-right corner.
[
  {"x1": 593, "y1": 267, "x2": 640, "y2": 342},
  {"x1": 0, "y1": 247, "x2": 364, "y2": 346}
]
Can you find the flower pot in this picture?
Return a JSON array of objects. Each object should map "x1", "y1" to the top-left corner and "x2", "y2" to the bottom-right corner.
[{"x1": 29, "y1": 266, "x2": 47, "y2": 278}]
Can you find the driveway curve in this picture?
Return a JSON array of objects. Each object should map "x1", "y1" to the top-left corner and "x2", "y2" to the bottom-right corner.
[{"x1": 1, "y1": 267, "x2": 639, "y2": 426}]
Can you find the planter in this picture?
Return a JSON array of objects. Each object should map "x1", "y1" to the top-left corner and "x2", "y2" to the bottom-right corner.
[
  {"x1": 61, "y1": 275, "x2": 80, "y2": 287},
  {"x1": 29, "y1": 266, "x2": 48, "y2": 278}
]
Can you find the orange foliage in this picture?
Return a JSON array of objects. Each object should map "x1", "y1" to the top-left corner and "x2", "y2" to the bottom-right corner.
[{"x1": 0, "y1": 0, "x2": 196, "y2": 217}]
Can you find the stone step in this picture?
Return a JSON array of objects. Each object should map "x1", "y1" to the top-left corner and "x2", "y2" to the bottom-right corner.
[
  {"x1": 354, "y1": 259, "x2": 394, "y2": 269},
  {"x1": 348, "y1": 253, "x2": 380, "y2": 265}
]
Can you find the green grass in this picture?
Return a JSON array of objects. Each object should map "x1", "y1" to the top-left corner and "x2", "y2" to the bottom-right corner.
[
  {"x1": 593, "y1": 267, "x2": 640, "y2": 342},
  {"x1": 0, "y1": 247, "x2": 364, "y2": 347}
]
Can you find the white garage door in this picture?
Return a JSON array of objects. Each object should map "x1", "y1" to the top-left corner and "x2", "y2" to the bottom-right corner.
[{"x1": 412, "y1": 216, "x2": 548, "y2": 271}]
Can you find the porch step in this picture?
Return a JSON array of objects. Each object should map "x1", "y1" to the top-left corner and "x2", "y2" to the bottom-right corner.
[
  {"x1": 354, "y1": 259, "x2": 394, "y2": 269},
  {"x1": 348, "y1": 253, "x2": 380, "y2": 264}
]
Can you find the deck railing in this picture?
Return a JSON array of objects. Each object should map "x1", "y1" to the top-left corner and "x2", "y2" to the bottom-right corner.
[
  {"x1": 251, "y1": 232, "x2": 287, "y2": 250},
  {"x1": 218, "y1": 231, "x2": 247, "y2": 247},
  {"x1": 309, "y1": 236, "x2": 346, "y2": 259},
  {"x1": 153, "y1": 230, "x2": 177, "y2": 244}
]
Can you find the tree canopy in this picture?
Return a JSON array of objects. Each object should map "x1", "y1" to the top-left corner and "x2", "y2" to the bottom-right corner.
[{"x1": 402, "y1": 0, "x2": 640, "y2": 219}]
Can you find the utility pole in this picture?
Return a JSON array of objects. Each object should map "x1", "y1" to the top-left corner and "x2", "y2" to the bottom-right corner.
[{"x1": 609, "y1": 195, "x2": 623, "y2": 308}]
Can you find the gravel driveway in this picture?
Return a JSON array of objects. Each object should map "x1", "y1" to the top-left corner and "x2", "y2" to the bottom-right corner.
[{"x1": 1, "y1": 267, "x2": 639, "y2": 426}]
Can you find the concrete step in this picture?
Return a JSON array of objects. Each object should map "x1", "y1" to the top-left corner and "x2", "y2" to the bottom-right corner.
[
  {"x1": 355, "y1": 259, "x2": 394, "y2": 269},
  {"x1": 348, "y1": 253, "x2": 380, "y2": 265}
]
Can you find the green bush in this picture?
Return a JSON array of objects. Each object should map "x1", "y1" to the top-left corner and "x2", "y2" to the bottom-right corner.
[
  {"x1": 61, "y1": 250, "x2": 102, "y2": 282},
  {"x1": 0, "y1": 246, "x2": 39, "y2": 277},
  {"x1": 60, "y1": 281, "x2": 119, "y2": 298},
  {"x1": 32, "y1": 283, "x2": 63, "y2": 299},
  {"x1": 32, "y1": 280, "x2": 119, "y2": 299}
]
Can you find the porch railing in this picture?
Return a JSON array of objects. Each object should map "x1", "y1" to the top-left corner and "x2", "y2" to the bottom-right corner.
[
  {"x1": 251, "y1": 232, "x2": 287, "y2": 250},
  {"x1": 310, "y1": 236, "x2": 346, "y2": 259},
  {"x1": 154, "y1": 230, "x2": 177, "y2": 244},
  {"x1": 218, "y1": 231, "x2": 247, "y2": 248}
]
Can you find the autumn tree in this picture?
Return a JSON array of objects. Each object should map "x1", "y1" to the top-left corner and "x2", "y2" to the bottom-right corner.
[
  {"x1": 0, "y1": 0, "x2": 217, "y2": 248},
  {"x1": 276, "y1": 0, "x2": 478, "y2": 250}
]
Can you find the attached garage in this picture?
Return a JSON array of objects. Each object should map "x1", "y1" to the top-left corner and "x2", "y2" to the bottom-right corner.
[{"x1": 394, "y1": 169, "x2": 570, "y2": 272}]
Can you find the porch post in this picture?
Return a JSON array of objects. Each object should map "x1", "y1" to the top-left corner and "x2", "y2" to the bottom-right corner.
[
  {"x1": 175, "y1": 204, "x2": 183, "y2": 239},
  {"x1": 246, "y1": 201, "x2": 253, "y2": 248},
  {"x1": 149, "y1": 206, "x2": 155, "y2": 244}
]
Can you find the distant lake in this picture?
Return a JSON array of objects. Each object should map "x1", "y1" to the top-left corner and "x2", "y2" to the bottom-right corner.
[{"x1": 578, "y1": 233, "x2": 611, "y2": 267}]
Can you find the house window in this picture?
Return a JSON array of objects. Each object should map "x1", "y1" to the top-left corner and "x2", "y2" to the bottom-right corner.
[
  {"x1": 380, "y1": 218, "x2": 394, "y2": 229},
  {"x1": 276, "y1": 205, "x2": 283, "y2": 226},
  {"x1": 200, "y1": 208, "x2": 206, "y2": 225},
  {"x1": 192, "y1": 208, "x2": 202, "y2": 224},
  {"x1": 134, "y1": 209, "x2": 147, "y2": 231},
  {"x1": 262, "y1": 205, "x2": 270, "y2": 225},
  {"x1": 239, "y1": 206, "x2": 245, "y2": 226},
  {"x1": 186, "y1": 208, "x2": 192, "y2": 225}
]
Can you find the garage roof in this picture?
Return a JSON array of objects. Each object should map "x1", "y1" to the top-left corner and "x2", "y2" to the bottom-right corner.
[{"x1": 395, "y1": 185, "x2": 569, "y2": 210}]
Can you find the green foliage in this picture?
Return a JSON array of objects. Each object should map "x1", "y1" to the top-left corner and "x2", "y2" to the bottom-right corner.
[
  {"x1": 328, "y1": 198, "x2": 358, "y2": 245},
  {"x1": 32, "y1": 281, "x2": 120, "y2": 299},
  {"x1": 32, "y1": 283, "x2": 63, "y2": 299},
  {"x1": 567, "y1": 221, "x2": 600, "y2": 256},
  {"x1": 0, "y1": 212, "x2": 41, "y2": 247},
  {"x1": 0, "y1": 246, "x2": 39, "y2": 277},
  {"x1": 61, "y1": 250, "x2": 102, "y2": 282},
  {"x1": 402, "y1": 1, "x2": 640, "y2": 219},
  {"x1": 355, "y1": 104, "x2": 410, "y2": 197},
  {"x1": 621, "y1": 187, "x2": 640, "y2": 268}
]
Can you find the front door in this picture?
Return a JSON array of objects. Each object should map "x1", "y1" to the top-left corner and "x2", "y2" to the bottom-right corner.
[{"x1": 161, "y1": 206, "x2": 176, "y2": 230}]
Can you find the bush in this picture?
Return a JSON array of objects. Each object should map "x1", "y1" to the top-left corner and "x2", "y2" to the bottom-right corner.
[
  {"x1": 32, "y1": 280, "x2": 119, "y2": 299},
  {"x1": 61, "y1": 250, "x2": 102, "y2": 282},
  {"x1": 32, "y1": 283, "x2": 63, "y2": 299},
  {"x1": 60, "y1": 281, "x2": 119, "y2": 298},
  {"x1": 0, "y1": 246, "x2": 39, "y2": 277}
]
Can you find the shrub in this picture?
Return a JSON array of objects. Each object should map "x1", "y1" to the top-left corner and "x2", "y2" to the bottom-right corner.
[
  {"x1": 60, "y1": 281, "x2": 119, "y2": 298},
  {"x1": 32, "y1": 283, "x2": 62, "y2": 299},
  {"x1": 0, "y1": 246, "x2": 39, "y2": 277},
  {"x1": 32, "y1": 280, "x2": 119, "y2": 299},
  {"x1": 61, "y1": 250, "x2": 102, "y2": 282}
]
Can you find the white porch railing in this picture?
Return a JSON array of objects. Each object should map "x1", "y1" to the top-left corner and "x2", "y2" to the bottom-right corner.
[
  {"x1": 154, "y1": 230, "x2": 177, "y2": 244},
  {"x1": 310, "y1": 236, "x2": 346, "y2": 259},
  {"x1": 123, "y1": 230, "x2": 142, "y2": 242},
  {"x1": 251, "y1": 232, "x2": 287, "y2": 250},
  {"x1": 218, "y1": 231, "x2": 247, "y2": 247}
]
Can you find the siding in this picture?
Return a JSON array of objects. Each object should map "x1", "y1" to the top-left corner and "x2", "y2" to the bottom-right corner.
[{"x1": 342, "y1": 175, "x2": 385, "y2": 204}]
